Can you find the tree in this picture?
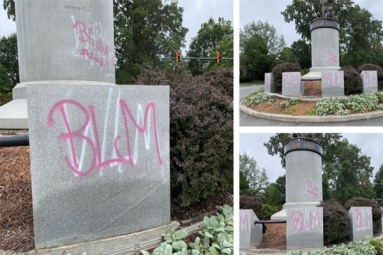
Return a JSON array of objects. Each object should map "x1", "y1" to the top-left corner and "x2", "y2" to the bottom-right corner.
[
  {"x1": 187, "y1": 17, "x2": 233, "y2": 76},
  {"x1": 281, "y1": 0, "x2": 383, "y2": 67},
  {"x1": 373, "y1": 165, "x2": 383, "y2": 203},
  {"x1": 262, "y1": 183, "x2": 284, "y2": 206},
  {"x1": 277, "y1": 47, "x2": 297, "y2": 64},
  {"x1": 0, "y1": 33, "x2": 18, "y2": 86},
  {"x1": 0, "y1": 64, "x2": 12, "y2": 94},
  {"x1": 291, "y1": 39, "x2": 311, "y2": 69},
  {"x1": 240, "y1": 21, "x2": 286, "y2": 80},
  {"x1": 275, "y1": 175, "x2": 286, "y2": 204},
  {"x1": 264, "y1": 133, "x2": 375, "y2": 204},
  {"x1": 2, "y1": 0, "x2": 15, "y2": 20},
  {"x1": 240, "y1": 152, "x2": 269, "y2": 197},
  {"x1": 114, "y1": 0, "x2": 188, "y2": 83}
]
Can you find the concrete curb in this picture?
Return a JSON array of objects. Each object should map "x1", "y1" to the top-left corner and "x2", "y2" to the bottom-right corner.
[{"x1": 240, "y1": 104, "x2": 383, "y2": 123}]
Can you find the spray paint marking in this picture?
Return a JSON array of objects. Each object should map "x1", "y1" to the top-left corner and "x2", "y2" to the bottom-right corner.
[{"x1": 290, "y1": 209, "x2": 322, "y2": 232}]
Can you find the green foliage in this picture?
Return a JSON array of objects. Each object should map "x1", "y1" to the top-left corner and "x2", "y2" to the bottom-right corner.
[
  {"x1": 271, "y1": 63, "x2": 301, "y2": 92},
  {"x1": 240, "y1": 74, "x2": 253, "y2": 83},
  {"x1": 342, "y1": 65, "x2": 362, "y2": 95},
  {"x1": 262, "y1": 183, "x2": 284, "y2": 206},
  {"x1": 357, "y1": 64, "x2": 383, "y2": 91},
  {"x1": 315, "y1": 93, "x2": 383, "y2": 116},
  {"x1": 344, "y1": 197, "x2": 382, "y2": 235},
  {"x1": 0, "y1": 33, "x2": 18, "y2": 87},
  {"x1": 240, "y1": 21, "x2": 286, "y2": 80},
  {"x1": 135, "y1": 66, "x2": 232, "y2": 207},
  {"x1": 141, "y1": 205, "x2": 233, "y2": 255},
  {"x1": 374, "y1": 165, "x2": 383, "y2": 204},
  {"x1": 279, "y1": 101, "x2": 290, "y2": 109},
  {"x1": 290, "y1": 98, "x2": 300, "y2": 105},
  {"x1": 318, "y1": 200, "x2": 349, "y2": 244},
  {"x1": 287, "y1": 107, "x2": 296, "y2": 115},
  {"x1": 287, "y1": 241, "x2": 376, "y2": 255},
  {"x1": 239, "y1": 152, "x2": 269, "y2": 197},
  {"x1": 0, "y1": 64, "x2": 13, "y2": 95},
  {"x1": 242, "y1": 91, "x2": 274, "y2": 106},
  {"x1": 187, "y1": 17, "x2": 233, "y2": 76},
  {"x1": 114, "y1": 0, "x2": 188, "y2": 84},
  {"x1": 262, "y1": 204, "x2": 281, "y2": 220},
  {"x1": 240, "y1": 196, "x2": 263, "y2": 220},
  {"x1": 277, "y1": 47, "x2": 296, "y2": 64},
  {"x1": 369, "y1": 238, "x2": 383, "y2": 255},
  {"x1": 291, "y1": 39, "x2": 311, "y2": 69}
]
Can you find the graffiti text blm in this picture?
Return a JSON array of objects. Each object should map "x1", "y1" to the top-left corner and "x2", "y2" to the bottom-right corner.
[{"x1": 48, "y1": 99, "x2": 162, "y2": 176}]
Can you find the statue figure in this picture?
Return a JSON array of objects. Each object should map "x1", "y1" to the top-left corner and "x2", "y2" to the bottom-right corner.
[{"x1": 321, "y1": 0, "x2": 335, "y2": 19}]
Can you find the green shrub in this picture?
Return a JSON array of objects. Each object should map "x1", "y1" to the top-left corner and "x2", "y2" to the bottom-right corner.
[
  {"x1": 242, "y1": 91, "x2": 274, "y2": 106},
  {"x1": 344, "y1": 197, "x2": 382, "y2": 235},
  {"x1": 240, "y1": 195, "x2": 263, "y2": 219},
  {"x1": 357, "y1": 63, "x2": 383, "y2": 91},
  {"x1": 300, "y1": 68, "x2": 310, "y2": 76},
  {"x1": 369, "y1": 238, "x2": 383, "y2": 255},
  {"x1": 287, "y1": 241, "x2": 376, "y2": 255},
  {"x1": 0, "y1": 64, "x2": 13, "y2": 95},
  {"x1": 318, "y1": 200, "x2": 349, "y2": 244},
  {"x1": 262, "y1": 204, "x2": 281, "y2": 220},
  {"x1": 202, "y1": 67, "x2": 233, "y2": 98},
  {"x1": 279, "y1": 101, "x2": 290, "y2": 109},
  {"x1": 240, "y1": 74, "x2": 254, "y2": 83},
  {"x1": 341, "y1": 65, "x2": 362, "y2": 95},
  {"x1": 135, "y1": 65, "x2": 233, "y2": 207},
  {"x1": 271, "y1": 63, "x2": 302, "y2": 92},
  {"x1": 376, "y1": 92, "x2": 383, "y2": 104}
]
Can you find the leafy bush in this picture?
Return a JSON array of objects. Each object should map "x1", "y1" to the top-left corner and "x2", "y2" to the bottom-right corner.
[
  {"x1": 242, "y1": 91, "x2": 274, "y2": 106},
  {"x1": 262, "y1": 204, "x2": 281, "y2": 220},
  {"x1": 279, "y1": 101, "x2": 290, "y2": 108},
  {"x1": 318, "y1": 200, "x2": 349, "y2": 244},
  {"x1": 369, "y1": 238, "x2": 383, "y2": 255},
  {"x1": 341, "y1": 65, "x2": 362, "y2": 95},
  {"x1": 344, "y1": 197, "x2": 382, "y2": 235},
  {"x1": 300, "y1": 68, "x2": 310, "y2": 76},
  {"x1": 0, "y1": 64, "x2": 13, "y2": 95},
  {"x1": 240, "y1": 74, "x2": 253, "y2": 83},
  {"x1": 141, "y1": 205, "x2": 233, "y2": 255},
  {"x1": 357, "y1": 63, "x2": 383, "y2": 91},
  {"x1": 287, "y1": 241, "x2": 376, "y2": 255},
  {"x1": 135, "y1": 65, "x2": 233, "y2": 207},
  {"x1": 271, "y1": 63, "x2": 302, "y2": 92},
  {"x1": 202, "y1": 67, "x2": 233, "y2": 98},
  {"x1": 240, "y1": 195, "x2": 263, "y2": 219}
]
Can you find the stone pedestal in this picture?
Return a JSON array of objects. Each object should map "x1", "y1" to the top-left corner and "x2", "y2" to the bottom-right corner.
[
  {"x1": 348, "y1": 207, "x2": 373, "y2": 241},
  {"x1": 27, "y1": 83, "x2": 169, "y2": 249},
  {"x1": 264, "y1": 73, "x2": 276, "y2": 93},
  {"x1": 0, "y1": 0, "x2": 115, "y2": 129},
  {"x1": 303, "y1": 19, "x2": 340, "y2": 81},
  {"x1": 282, "y1": 72, "x2": 303, "y2": 96},
  {"x1": 321, "y1": 71, "x2": 344, "y2": 97},
  {"x1": 239, "y1": 210, "x2": 263, "y2": 249},
  {"x1": 361, "y1": 71, "x2": 378, "y2": 93}
]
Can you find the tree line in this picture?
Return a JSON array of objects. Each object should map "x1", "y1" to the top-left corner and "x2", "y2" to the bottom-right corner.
[{"x1": 240, "y1": 0, "x2": 383, "y2": 81}]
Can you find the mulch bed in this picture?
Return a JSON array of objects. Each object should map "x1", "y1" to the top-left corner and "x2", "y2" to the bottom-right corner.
[
  {"x1": 257, "y1": 223, "x2": 286, "y2": 249},
  {"x1": 304, "y1": 81, "x2": 322, "y2": 96},
  {"x1": 0, "y1": 145, "x2": 232, "y2": 253}
]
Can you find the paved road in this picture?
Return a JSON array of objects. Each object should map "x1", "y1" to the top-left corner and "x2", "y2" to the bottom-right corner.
[{"x1": 239, "y1": 85, "x2": 383, "y2": 126}]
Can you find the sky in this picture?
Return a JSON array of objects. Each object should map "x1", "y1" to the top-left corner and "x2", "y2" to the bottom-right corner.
[
  {"x1": 240, "y1": 0, "x2": 383, "y2": 46},
  {"x1": 240, "y1": 133, "x2": 383, "y2": 183},
  {"x1": 0, "y1": 1, "x2": 233, "y2": 53}
]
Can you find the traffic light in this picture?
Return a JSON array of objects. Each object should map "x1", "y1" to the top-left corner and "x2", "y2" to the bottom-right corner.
[
  {"x1": 375, "y1": 45, "x2": 379, "y2": 52},
  {"x1": 176, "y1": 51, "x2": 181, "y2": 64},
  {"x1": 216, "y1": 52, "x2": 222, "y2": 64},
  {"x1": 363, "y1": 180, "x2": 368, "y2": 186}
]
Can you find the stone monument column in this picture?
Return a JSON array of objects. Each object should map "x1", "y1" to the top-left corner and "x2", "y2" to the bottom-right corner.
[
  {"x1": 0, "y1": 0, "x2": 115, "y2": 129},
  {"x1": 271, "y1": 134, "x2": 323, "y2": 220}
]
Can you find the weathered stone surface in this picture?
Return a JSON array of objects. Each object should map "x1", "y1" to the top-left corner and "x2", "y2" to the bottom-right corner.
[
  {"x1": 264, "y1": 73, "x2": 276, "y2": 93},
  {"x1": 27, "y1": 84, "x2": 170, "y2": 249},
  {"x1": 348, "y1": 207, "x2": 373, "y2": 241},
  {"x1": 239, "y1": 209, "x2": 263, "y2": 249},
  {"x1": 282, "y1": 72, "x2": 303, "y2": 96},
  {"x1": 286, "y1": 207, "x2": 323, "y2": 249},
  {"x1": 15, "y1": 0, "x2": 115, "y2": 83},
  {"x1": 321, "y1": 71, "x2": 344, "y2": 97},
  {"x1": 361, "y1": 71, "x2": 378, "y2": 93}
]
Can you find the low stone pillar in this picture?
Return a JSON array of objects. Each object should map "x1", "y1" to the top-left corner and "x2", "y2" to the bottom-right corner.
[
  {"x1": 282, "y1": 72, "x2": 303, "y2": 96},
  {"x1": 361, "y1": 71, "x2": 378, "y2": 93},
  {"x1": 264, "y1": 73, "x2": 276, "y2": 93},
  {"x1": 321, "y1": 71, "x2": 344, "y2": 97},
  {"x1": 239, "y1": 209, "x2": 263, "y2": 249},
  {"x1": 286, "y1": 207, "x2": 323, "y2": 249},
  {"x1": 348, "y1": 207, "x2": 373, "y2": 241}
]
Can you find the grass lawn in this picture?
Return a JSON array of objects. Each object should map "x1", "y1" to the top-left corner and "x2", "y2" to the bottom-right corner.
[{"x1": 240, "y1": 80, "x2": 264, "y2": 86}]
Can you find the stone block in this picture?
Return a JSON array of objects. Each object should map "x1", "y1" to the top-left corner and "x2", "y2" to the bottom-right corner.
[
  {"x1": 282, "y1": 72, "x2": 303, "y2": 96},
  {"x1": 286, "y1": 207, "x2": 323, "y2": 249},
  {"x1": 321, "y1": 71, "x2": 344, "y2": 97},
  {"x1": 239, "y1": 209, "x2": 263, "y2": 249},
  {"x1": 26, "y1": 84, "x2": 170, "y2": 249},
  {"x1": 361, "y1": 71, "x2": 378, "y2": 93},
  {"x1": 264, "y1": 73, "x2": 276, "y2": 93},
  {"x1": 348, "y1": 207, "x2": 373, "y2": 241}
]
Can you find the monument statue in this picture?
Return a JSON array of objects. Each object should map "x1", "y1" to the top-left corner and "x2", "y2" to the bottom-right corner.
[{"x1": 320, "y1": 0, "x2": 337, "y2": 20}]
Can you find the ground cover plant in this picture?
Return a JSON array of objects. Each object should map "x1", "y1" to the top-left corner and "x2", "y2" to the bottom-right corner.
[{"x1": 242, "y1": 91, "x2": 383, "y2": 116}]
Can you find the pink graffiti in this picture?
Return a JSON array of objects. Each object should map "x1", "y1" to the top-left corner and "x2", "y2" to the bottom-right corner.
[
  {"x1": 47, "y1": 99, "x2": 162, "y2": 177},
  {"x1": 290, "y1": 210, "x2": 322, "y2": 232},
  {"x1": 240, "y1": 213, "x2": 249, "y2": 234},
  {"x1": 305, "y1": 180, "x2": 321, "y2": 197},
  {"x1": 327, "y1": 50, "x2": 338, "y2": 63},
  {"x1": 363, "y1": 72, "x2": 377, "y2": 87},
  {"x1": 71, "y1": 18, "x2": 115, "y2": 70},
  {"x1": 323, "y1": 72, "x2": 343, "y2": 87},
  {"x1": 353, "y1": 208, "x2": 372, "y2": 231},
  {"x1": 282, "y1": 73, "x2": 300, "y2": 87}
]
